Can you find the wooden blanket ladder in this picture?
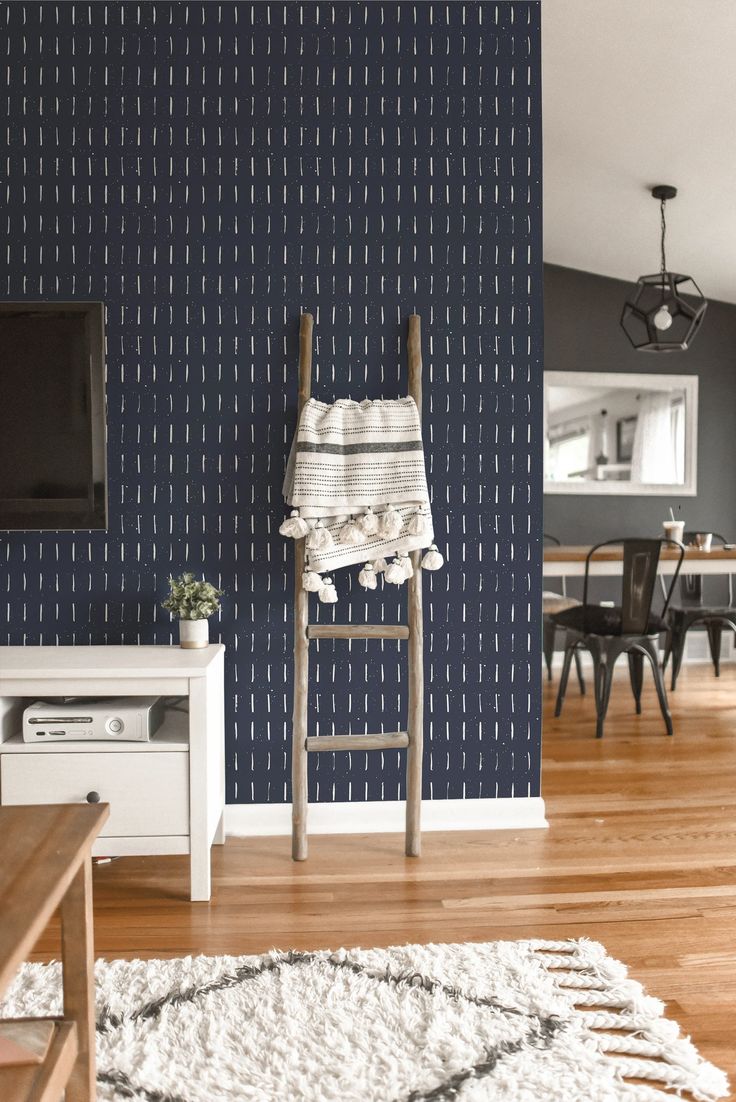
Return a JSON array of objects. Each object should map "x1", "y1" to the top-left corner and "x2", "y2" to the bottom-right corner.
[{"x1": 291, "y1": 312, "x2": 425, "y2": 860}]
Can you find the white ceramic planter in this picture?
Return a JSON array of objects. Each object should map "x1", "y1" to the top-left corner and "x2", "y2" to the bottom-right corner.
[{"x1": 179, "y1": 619, "x2": 209, "y2": 649}]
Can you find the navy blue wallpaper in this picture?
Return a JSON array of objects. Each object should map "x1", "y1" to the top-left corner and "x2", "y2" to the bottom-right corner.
[{"x1": 2, "y1": 1, "x2": 542, "y2": 806}]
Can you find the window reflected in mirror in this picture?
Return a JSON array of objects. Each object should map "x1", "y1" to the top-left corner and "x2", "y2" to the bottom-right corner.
[{"x1": 544, "y1": 371, "x2": 698, "y2": 496}]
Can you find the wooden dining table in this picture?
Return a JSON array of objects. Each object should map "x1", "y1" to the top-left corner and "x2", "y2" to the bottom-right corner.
[{"x1": 543, "y1": 544, "x2": 736, "y2": 579}]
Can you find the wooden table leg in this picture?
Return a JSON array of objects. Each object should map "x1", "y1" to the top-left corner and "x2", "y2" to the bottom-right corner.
[{"x1": 60, "y1": 858, "x2": 96, "y2": 1102}]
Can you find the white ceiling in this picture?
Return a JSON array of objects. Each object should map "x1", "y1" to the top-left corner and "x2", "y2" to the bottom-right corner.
[{"x1": 542, "y1": 0, "x2": 736, "y2": 304}]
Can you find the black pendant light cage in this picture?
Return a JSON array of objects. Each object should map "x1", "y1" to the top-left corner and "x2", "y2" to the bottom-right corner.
[{"x1": 621, "y1": 185, "x2": 707, "y2": 352}]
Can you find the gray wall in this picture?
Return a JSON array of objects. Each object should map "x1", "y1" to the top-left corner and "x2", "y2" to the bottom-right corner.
[{"x1": 544, "y1": 264, "x2": 736, "y2": 544}]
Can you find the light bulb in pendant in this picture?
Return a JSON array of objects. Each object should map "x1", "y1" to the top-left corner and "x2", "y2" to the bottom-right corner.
[{"x1": 653, "y1": 304, "x2": 673, "y2": 331}]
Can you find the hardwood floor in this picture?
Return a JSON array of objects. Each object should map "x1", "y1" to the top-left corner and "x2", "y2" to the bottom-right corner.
[{"x1": 30, "y1": 663, "x2": 736, "y2": 1083}]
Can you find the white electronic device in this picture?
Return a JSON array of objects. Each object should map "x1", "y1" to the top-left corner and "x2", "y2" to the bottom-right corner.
[{"x1": 22, "y1": 697, "x2": 165, "y2": 743}]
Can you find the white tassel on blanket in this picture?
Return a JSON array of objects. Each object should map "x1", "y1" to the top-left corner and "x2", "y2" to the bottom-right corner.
[
  {"x1": 358, "y1": 563, "x2": 378, "y2": 590},
  {"x1": 358, "y1": 507, "x2": 379, "y2": 536},
  {"x1": 384, "y1": 557, "x2": 407, "y2": 585},
  {"x1": 301, "y1": 570, "x2": 323, "y2": 593},
  {"x1": 281, "y1": 397, "x2": 442, "y2": 585},
  {"x1": 279, "y1": 509, "x2": 310, "y2": 539}
]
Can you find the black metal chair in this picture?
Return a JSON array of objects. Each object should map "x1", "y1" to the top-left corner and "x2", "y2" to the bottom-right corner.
[
  {"x1": 551, "y1": 538, "x2": 684, "y2": 739},
  {"x1": 542, "y1": 534, "x2": 585, "y2": 694},
  {"x1": 662, "y1": 531, "x2": 736, "y2": 690}
]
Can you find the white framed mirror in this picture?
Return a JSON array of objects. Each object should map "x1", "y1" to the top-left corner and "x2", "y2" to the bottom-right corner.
[{"x1": 544, "y1": 371, "x2": 698, "y2": 496}]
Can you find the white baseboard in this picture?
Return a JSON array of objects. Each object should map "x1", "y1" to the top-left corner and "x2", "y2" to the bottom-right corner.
[{"x1": 225, "y1": 796, "x2": 547, "y2": 838}]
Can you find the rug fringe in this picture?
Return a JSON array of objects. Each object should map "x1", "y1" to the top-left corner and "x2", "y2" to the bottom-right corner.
[{"x1": 529, "y1": 938, "x2": 729, "y2": 1102}]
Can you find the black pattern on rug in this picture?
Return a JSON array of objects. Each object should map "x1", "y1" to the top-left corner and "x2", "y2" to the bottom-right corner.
[
  {"x1": 95, "y1": 950, "x2": 566, "y2": 1102},
  {"x1": 97, "y1": 949, "x2": 561, "y2": 1034},
  {"x1": 403, "y1": 1022, "x2": 562, "y2": 1102},
  {"x1": 98, "y1": 1069, "x2": 188, "y2": 1102}
]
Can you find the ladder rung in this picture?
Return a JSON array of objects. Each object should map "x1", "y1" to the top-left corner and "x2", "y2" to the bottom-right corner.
[
  {"x1": 307, "y1": 624, "x2": 410, "y2": 640},
  {"x1": 306, "y1": 732, "x2": 409, "y2": 752}
]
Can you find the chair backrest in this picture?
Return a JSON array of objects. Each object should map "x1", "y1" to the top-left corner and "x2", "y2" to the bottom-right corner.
[
  {"x1": 621, "y1": 540, "x2": 663, "y2": 633},
  {"x1": 543, "y1": 533, "x2": 565, "y2": 596},
  {"x1": 678, "y1": 532, "x2": 729, "y2": 606},
  {"x1": 583, "y1": 538, "x2": 685, "y2": 634},
  {"x1": 682, "y1": 531, "x2": 728, "y2": 546}
]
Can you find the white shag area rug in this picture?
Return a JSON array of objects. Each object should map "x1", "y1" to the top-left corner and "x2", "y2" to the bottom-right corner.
[{"x1": 1, "y1": 939, "x2": 728, "y2": 1102}]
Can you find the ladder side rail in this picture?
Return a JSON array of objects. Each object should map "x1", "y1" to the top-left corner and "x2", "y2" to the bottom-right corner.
[
  {"x1": 405, "y1": 314, "x2": 424, "y2": 857},
  {"x1": 292, "y1": 312, "x2": 313, "y2": 861}
]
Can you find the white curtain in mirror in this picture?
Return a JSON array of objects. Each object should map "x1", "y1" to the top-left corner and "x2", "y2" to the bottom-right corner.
[{"x1": 630, "y1": 393, "x2": 681, "y2": 484}]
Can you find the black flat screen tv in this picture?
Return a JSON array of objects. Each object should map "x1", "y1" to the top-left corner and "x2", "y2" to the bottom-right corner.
[{"x1": 0, "y1": 302, "x2": 107, "y2": 530}]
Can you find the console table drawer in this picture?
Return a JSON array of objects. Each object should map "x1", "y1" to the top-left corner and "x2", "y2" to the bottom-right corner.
[{"x1": 1, "y1": 752, "x2": 189, "y2": 837}]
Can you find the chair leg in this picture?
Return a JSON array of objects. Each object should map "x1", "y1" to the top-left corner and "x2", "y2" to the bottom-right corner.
[
  {"x1": 593, "y1": 656, "x2": 615, "y2": 739},
  {"x1": 554, "y1": 639, "x2": 575, "y2": 718},
  {"x1": 573, "y1": 646, "x2": 586, "y2": 695},
  {"x1": 661, "y1": 626, "x2": 673, "y2": 672},
  {"x1": 542, "y1": 617, "x2": 556, "y2": 682},
  {"x1": 594, "y1": 661, "x2": 612, "y2": 740},
  {"x1": 627, "y1": 650, "x2": 644, "y2": 715},
  {"x1": 706, "y1": 620, "x2": 723, "y2": 678},
  {"x1": 670, "y1": 622, "x2": 686, "y2": 691},
  {"x1": 641, "y1": 639, "x2": 674, "y2": 737}
]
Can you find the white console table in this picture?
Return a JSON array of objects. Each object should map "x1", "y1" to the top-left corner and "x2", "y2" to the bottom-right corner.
[{"x1": 0, "y1": 645, "x2": 225, "y2": 902}]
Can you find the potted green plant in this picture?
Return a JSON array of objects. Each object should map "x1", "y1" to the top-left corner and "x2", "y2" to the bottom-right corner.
[{"x1": 162, "y1": 573, "x2": 224, "y2": 649}]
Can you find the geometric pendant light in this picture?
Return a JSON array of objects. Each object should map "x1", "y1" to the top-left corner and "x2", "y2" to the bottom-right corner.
[{"x1": 620, "y1": 185, "x2": 707, "y2": 352}]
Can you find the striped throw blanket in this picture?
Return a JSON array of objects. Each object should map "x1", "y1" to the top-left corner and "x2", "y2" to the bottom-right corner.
[{"x1": 280, "y1": 397, "x2": 444, "y2": 601}]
